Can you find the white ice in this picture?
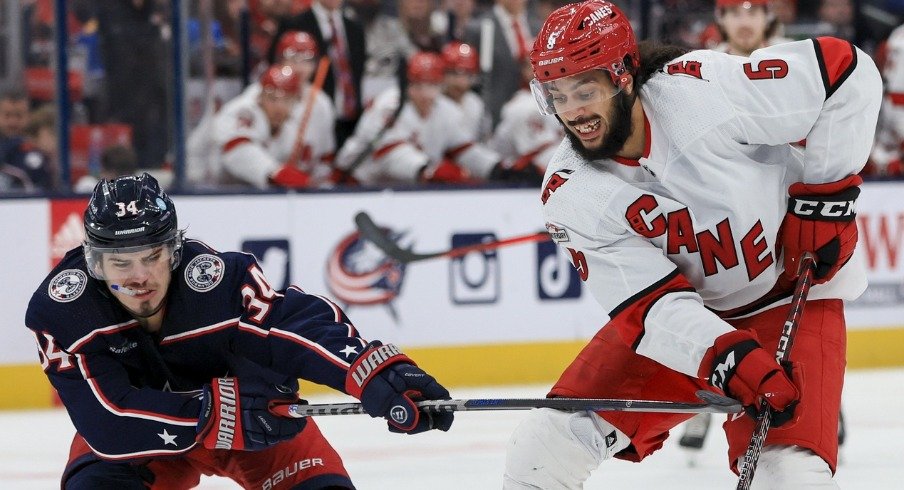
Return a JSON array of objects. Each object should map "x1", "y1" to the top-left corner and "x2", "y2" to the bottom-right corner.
[{"x1": 1, "y1": 368, "x2": 901, "y2": 489}]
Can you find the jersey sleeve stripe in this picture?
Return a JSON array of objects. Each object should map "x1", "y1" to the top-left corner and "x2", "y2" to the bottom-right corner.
[
  {"x1": 890, "y1": 92, "x2": 904, "y2": 106},
  {"x1": 268, "y1": 327, "x2": 351, "y2": 369},
  {"x1": 373, "y1": 140, "x2": 407, "y2": 159},
  {"x1": 609, "y1": 268, "x2": 681, "y2": 318},
  {"x1": 445, "y1": 142, "x2": 474, "y2": 160},
  {"x1": 76, "y1": 354, "x2": 198, "y2": 425},
  {"x1": 811, "y1": 37, "x2": 858, "y2": 100},
  {"x1": 631, "y1": 286, "x2": 697, "y2": 350},
  {"x1": 67, "y1": 320, "x2": 141, "y2": 352},
  {"x1": 159, "y1": 318, "x2": 240, "y2": 345},
  {"x1": 222, "y1": 136, "x2": 252, "y2": 153},
  {"x1": 83, "y1": 437, "x2": 197, "y2": 460}
]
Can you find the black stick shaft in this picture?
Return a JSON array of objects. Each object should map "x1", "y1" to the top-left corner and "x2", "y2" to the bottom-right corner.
[
  {"x1": 272, "y1": 390, "x2": 742, "y2": 418},
  {"x1": 735, "y1": 253, "x2": 817, "y2": 490},
  {"x1": 354, "y1": 211, "x2": 549, "y2": 263}
]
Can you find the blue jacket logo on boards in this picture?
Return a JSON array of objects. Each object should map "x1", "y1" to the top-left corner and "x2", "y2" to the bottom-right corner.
[{"x1": 325, "y1": 229, "x2": 407, "y2": 316}]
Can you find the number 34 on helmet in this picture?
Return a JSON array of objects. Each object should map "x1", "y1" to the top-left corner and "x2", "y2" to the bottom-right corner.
[
  {"x1": 529, "y1": 0, "x2": 639, "y2": 115},
  {"x1": 82, "y1": 173, "x2": 184, "y2": 280}
]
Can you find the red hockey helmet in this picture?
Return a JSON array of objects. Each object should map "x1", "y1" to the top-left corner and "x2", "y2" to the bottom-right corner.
[
  {"x1": 441, "y1": 42, "x2": 478, "y2": 74},
  {"x1": 407, "y1": 51, "x2": 446, "y2": 84},
  {"x1": 260, "y1": 65, "x2": 301, "y2": 96},
  {"x1": 529, "y1": 0, "x2": 639, "y2": 115},
  {"x1": 275, "y1": 31, "x2": 319, "y2": 62}
]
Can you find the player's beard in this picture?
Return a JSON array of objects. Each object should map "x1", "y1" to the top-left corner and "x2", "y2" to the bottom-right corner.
[{"x1": 560, "y1": 90, "x2": 634, "y2": 162}]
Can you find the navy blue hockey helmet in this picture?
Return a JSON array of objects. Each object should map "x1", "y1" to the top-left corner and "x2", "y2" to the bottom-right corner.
[{"x1": 83, "y1": 173, "x2": 184, "y2": 279}]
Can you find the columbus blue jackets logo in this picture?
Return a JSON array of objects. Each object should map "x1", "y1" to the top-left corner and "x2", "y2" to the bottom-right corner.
[
  {"x1": 184, "y1": 254, "x2": 225, "y2": 292},
  {"x1": 326, "y1": 230, "x2": 406, "y2": 312},
  {"x1": 48, "y1": 269, "x2": 88, "y2": 302}
]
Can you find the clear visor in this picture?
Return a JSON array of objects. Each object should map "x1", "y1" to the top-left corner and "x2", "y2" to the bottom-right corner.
[
  {"x1": 84, "y1": 232, "x2": 183, "y2": 280},
  {"x1": 530, "y1": 69, "x2": 624, "y2": 116}
]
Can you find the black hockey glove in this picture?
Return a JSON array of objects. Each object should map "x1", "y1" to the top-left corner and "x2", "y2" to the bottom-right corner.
[
  {"x1": 345, "y1": 341, "x2": 454, "y2": 434},
  {"x1": 196, "y1": 370, "x2": 306, "y2": 451}
]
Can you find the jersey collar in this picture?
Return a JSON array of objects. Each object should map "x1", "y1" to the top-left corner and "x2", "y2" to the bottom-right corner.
[{"x1": 612, "y1": 112, "x2": 651, "y2": 167}]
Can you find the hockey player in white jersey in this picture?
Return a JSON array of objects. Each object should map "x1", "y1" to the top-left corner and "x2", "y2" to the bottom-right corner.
[
  {"x1": 441, "y1": 41, "x2": 491, "y2": 142},
  {"x1": 186, "y1": 32, "x2": 336, "y2": 188},
  {"x1": 503, "y1": 1, "x2": 881, "y2": 488},
  {"x1": 870, "y1": 24, "x2": 904, "y2": 176},
  {"x1": 334, "y1": 51, "x2": 501, "y2": 185},
  {"x1": 490, "y1": 59, "x2": 563, "y2": 175}
]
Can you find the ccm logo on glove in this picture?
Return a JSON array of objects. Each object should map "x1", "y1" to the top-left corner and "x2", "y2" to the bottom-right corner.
[{"x1": 788, "y1": 195, "x2": 856, "y2": 221}]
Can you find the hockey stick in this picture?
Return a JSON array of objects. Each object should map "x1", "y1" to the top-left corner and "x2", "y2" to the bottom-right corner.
[
  {"x1": 337, "y1": 52, "x2": 409, "y2": 180},
  {"x1": 735, "y1": 252, "x2": 817, "y2": 490},
  {"x1": 271, "y1": 389, "x2": 742, "y2": 418},
  {"x1": 354, "y1": 211, "x2": 550, "y2": 263},
  {"x1": 288, "y1": 56, "x2": 331, "y2": 164}
]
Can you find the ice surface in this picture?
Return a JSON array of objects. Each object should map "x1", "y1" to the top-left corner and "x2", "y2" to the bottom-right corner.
[{"x1": 1, "y1": 369, "x2": 901, "y2": 489}]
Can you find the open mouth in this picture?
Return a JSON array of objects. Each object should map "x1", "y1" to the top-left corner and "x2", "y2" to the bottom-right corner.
[
  {"x1": 572, "y1": 118, "x2": 603, "y2": 141},
  {"x1": 112, "y1": 284, "x2": 152, "y2": 297}
]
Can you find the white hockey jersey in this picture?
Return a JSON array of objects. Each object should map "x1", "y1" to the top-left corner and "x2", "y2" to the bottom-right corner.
[
  {"x1": 186, "y1": 83, "x2": 336, "y2": 188},
  {"x1": 335, "y1": 87, "x2": 499, "y2": 184},
  {"x1": 491, "y1": 89, "x2": 564, "y2": 171},
  {"x1": 540, "y1": 39, "x2": 881, "y2": 377},
  {"x1": 452, "y1": 90, "x2": 491, "y2": 142}
]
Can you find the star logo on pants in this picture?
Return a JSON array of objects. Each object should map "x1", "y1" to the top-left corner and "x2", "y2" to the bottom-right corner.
[
  {"x1": 340, "y1": 345, "x2": 359, "y2": 358},
  {"x1": 158, "y1": 429, "x2": 178, "y2": 446}
]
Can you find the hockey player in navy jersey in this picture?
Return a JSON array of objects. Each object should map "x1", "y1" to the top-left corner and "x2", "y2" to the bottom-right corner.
[
  {"x1": 25, "y1": 173, "x2": 453, "y2": 489},
  {"x1": 504, "y1": 1, "x2": 881, "y2": 488}
]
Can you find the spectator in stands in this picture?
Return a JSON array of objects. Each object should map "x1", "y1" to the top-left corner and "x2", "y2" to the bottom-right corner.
[
  {"x1": 346, "y1": 0, "x2": 412, "y2": 103},
  {"x1": 0, "y1": 102, "x2": 54, "y2": 193},
  {"x1": 0, "y1": 87, "x2": 30, "y2": 143},
  {"x1": 271, "y1": 0, "x2": 367, "y2": 148},
  {"x1": 466, "y1": 0, "x2": 541, "y2": 129},
  {"x1": 711, "y1": 0, "x2": 791, "y2": 56},
  {"x1": 817, "y1": 0, "x2": 855, "y2": 41},
  {"x1": 74, "y1": 144, "x2": 140, "y2": 193},
  {"x1": 26, "y1": 103, "x2": 57, "y2": 175},
  {"x1": 772, "y1": 0, "x2": 798, "y2": 25},
  {"x1": 335, "y1": 51, "x2": 499, "y2": 185},
  {"x1": 94, "y1": 0, "x2": 169, "y2": 169},
  {"x1": 432, "y1": 0, "x2": 479, "y2": 43},
  {"x1": 398, "y1": 0, "x2": 446, "y2": 51},
  {"x1": 441, "y1": 41, "x2": 489, "y2": 141}
]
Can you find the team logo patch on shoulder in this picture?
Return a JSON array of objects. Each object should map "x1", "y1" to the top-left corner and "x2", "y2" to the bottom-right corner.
[
  {"x1": 546, "y1": 223, "x2": 570, "y2": 243},
  {"x1": 48, "y1": 269, "x2": 88, "y2": 302},
  {"x1": 184, "y1": 254, "x2": 225, "y2": 292}
]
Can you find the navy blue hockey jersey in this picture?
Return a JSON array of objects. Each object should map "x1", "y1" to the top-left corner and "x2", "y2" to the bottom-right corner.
[{"x1": 25, "y1": 239, "x2": 368, "y2": 460}]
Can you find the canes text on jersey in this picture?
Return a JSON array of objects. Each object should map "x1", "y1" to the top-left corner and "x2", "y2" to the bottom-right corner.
[{"x1": 625, "y1": 194, "x2": 773, "y2": 280}]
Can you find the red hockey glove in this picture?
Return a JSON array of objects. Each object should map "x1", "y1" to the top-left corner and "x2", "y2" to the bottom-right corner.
[
  {"x1": 196, "y1": 376, "x2": 306, "y2": 451},
  {"x1": 269, "y1": 164, "x2": 311, "y2": 188},
  {"x1": 346, "y1": 341, "x2": 454, "y2": 434},
  {"x1": 421, "y1": 159, "x2": 472, "y2": 184},
  {"x1": 779, "y1": 175, "x2": 861, "y2": 284},
  {"x1": 699, "y1": 330, "x2": 800, "y2": 427}
]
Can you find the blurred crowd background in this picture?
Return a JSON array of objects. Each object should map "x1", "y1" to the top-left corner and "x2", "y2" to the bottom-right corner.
[{"x1": 0, "y1": 0, "x2": 901, "y2": 194}]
